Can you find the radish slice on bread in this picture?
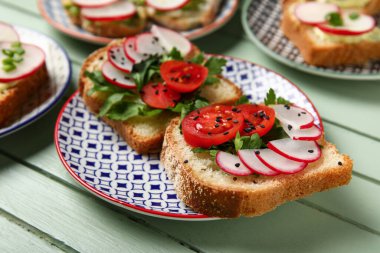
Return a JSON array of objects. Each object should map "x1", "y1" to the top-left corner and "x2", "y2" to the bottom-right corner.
[
  {"x1": 268, "y1": 138, "x2": 321, "y2": 162},
  {"x1": 102, "y1": 61, "x2": 136, "y2": 89},
  {"x1": 151, "y1": 25, "x2": 192, "y2": 56},
  {"x1": 73, "y1": 0, "x2": 118, "y2": 8},
  {"x1": 123, "y1": 37, "x2": 147, "y2": 64},
  {"x1": 216, "y1": 151, "x2": 254, "y2": 176},
  {"x1": 135, "y1": 33, "x2": 165, "y2": 56},
  {"x1": 81, "y1": 1, "x2": 136, "y2": 22},
  {"x1": 272, "y1": 104, "x2": 314, "y2": 129},
  {"x1": 238, "y1": 150, "x2": 280, "y2": 176},
  {"x1": 146, "y1": 0, "x2": 190, "y2": 11},
  {"x1": 0, "y1": 42, "x2": 45, "y2": 82},
  {"x1": 255, "y1": 149, "x2": 308, "y2": 174},
  {"x1": 295, "y1": 2, "x2": 339, "y2": 25},
  {"x1": 108, "y1": 46, "x2": 133, "y2": 73},
  {"x1": 0, "y1": 22, "x2": 19, "y2": 42},
  {"x1": 282, "y1": 123, "x2": 322, "y2": 141}
]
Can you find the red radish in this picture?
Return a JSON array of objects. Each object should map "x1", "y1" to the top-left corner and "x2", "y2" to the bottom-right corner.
[
  {"x1": 102, "y1": 61, "x2": 136, "y2": 89},
  {"x1": 281, "y1": 123, "x2": 322, "y2": 141},
  {"x1": 135, "y1": 33, "x2": 165, "y2": 56},
  {"x1": 0, "y1": 22, "x2": 19, "y2": 42},
  {"x1": 81, "y1": 1, "x2": 136, "y2": 22},
  {"x1": 255, "y1": 149, "x2": 308, "y2": 174},
  {"x1": 73, "y1": 0, "x2": 117, "y2": 8},
  {"x1": 146, "y1": 0, "x2": 190, "y2": 11},
  {"x1": 0, "y1": 42, "x2": 45, "y2": 82},
  {"x1": 108, "y1": 45, "x2": 133, "y2": 73},
  {"x1": 317, "y1": 13, "x2": 376, "y2": 36},
  {"x1": 268, "y1": 138, "x2": 321, "y2": 163},
  {"x1": 295, "y1": 2, "x2": 339, "y2": 25},
  {"x1": 238, "y1": 150, "x2": 280, "y2": 176},
  {"x1": 216, "y1": 151, "x2": 254, "y2": 176},
  {"x1": 151, "y1": 25, "x2": 192, "y2": 56},
  {"x1": 272, "y1": 104, "x2": 314, "y2": 129},
  {"x1": 123, "y1": 37, "x2": 147, "y2": 64}
]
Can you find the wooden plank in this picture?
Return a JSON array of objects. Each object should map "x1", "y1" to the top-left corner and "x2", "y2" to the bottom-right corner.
[
  {"x1": 0, "y1": 214, "x2": 64, "y2": 253},
  {"x1": 0, "y1": 156, "x2": 193, "y2": 253}
]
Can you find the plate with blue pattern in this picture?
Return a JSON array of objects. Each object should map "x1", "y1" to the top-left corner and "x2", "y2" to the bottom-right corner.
[
  {"x1": 38, "y1": 0, "x2": 239, "y2": 44},
  {"x1": 0, "y1": 25, "x2": 71, "y2": 138},
  {"x1": 242, "y1": 0, "x2": 380, "y2": 80},
  {"x1": 55, "y1": 56, "x2": 322, "y2": 220}
]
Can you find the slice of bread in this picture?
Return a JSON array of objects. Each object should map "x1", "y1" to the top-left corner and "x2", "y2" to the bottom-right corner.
[
  {"x1": 147, "y1": 0, "x2": 222, "y2": 31},
  {"x1": 79, "y1": 43, "x2": 242, "y2": 153},
  {"x1": 161, "y1": 118, "x2": 353, "y2": 218},
  {"x1": 281, "y1": 0, "x2": 380, "y2": 67},
  {"x1": 0, "y1": 64, "x2": 49, "y2": 127},
  {"x1": 363, "y1": 0, "x2": 380, "y2": 15}
]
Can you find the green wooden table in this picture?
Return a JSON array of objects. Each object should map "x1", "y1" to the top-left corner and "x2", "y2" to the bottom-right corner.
[{"x1": 1, "y1": 1, "x2": 380, "y2": 252}]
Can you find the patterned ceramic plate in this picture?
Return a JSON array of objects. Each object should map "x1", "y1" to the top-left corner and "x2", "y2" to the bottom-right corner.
[
  {"x1": 0, "y1": 26, "x2": 71, "y2": 138},
  {"x1": 55, "y1": 56, "x2": 322, "y2": 220},
  {"x1": 38, "y1": 0, "x2": 239, "y2": 44},
  {"x1": 242, "y1": 0, "x2": 380, "y2": 80}
]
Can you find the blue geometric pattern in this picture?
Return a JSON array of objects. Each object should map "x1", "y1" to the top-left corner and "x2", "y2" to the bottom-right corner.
[
  {"x1": 56, "y1": 57, "x2": 321, "y2": 218},
  {"x1": 0, "y1": 26, "x2": 71, "y2": 138}
]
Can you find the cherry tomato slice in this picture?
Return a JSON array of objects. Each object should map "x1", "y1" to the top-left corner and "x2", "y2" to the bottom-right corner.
[
  {"x1": 141, "y1": 82, "x2": 181, "y2": 109},
  {"x1": 160, "y1": 60, "x2": 208, "y2": 93},
  {"x1": 237, "y1": 104, "x2": 275, "y2": 136},
  {"x1": 182, "y1": 105, "x2": 244, "y2": 148}
]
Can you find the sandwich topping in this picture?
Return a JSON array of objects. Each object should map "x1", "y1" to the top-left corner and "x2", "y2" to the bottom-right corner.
[{"x1": 182, "y1": 89, "x2": 323, "y2": 177}]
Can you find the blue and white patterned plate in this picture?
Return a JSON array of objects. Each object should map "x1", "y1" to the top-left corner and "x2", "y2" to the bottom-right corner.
[
  {"x1": 38, "y1": 0, "x2": 239, "y2": 44},
  {"x1": 55, "y1": 56, "x2": 322, "y2": 220},
  {"x1": 242, "y1": 0, "x2": 380, "y2": 80},
  {"x1": 0, "y1": 25, "x2": 71, "y2": 138}
]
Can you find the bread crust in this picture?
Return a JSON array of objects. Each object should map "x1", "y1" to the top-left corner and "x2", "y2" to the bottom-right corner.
[
  {"x1": 161, "y1": 118, "x2": 353, "y2": 218},
  {"x1": 281, "y1": 0, "x2": 380, "y2": 67}
]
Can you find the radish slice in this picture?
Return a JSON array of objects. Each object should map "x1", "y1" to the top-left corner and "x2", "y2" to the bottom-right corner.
[
  {"x1": 272, "y1": 104, "x2": 314, "y2": 129},
  {"x1": 135, "y1": 33, "x2": 165, "y2": 56},
  {"x1": 238, "y1": 150, "x2": 280, "y2": 176},
  {"x1": 216, "y1": 151, "x2": 253, "y2": 176},
  {"x1": 73, "y1": 0, "x2": 117, "y2": 8},
  {"x1": 295, "y1": 2, "x2": 339, "y2": 25},
  {"x1": 102, "y1": 61, "x2": 136, "y2": 89},
  {"x1": 123, "y1": 37, "x2": 148, "y2": 64},
  {"x1": 146, "y1": 0, "x2": 190, "y2": 11},
  {"x1": 281, "y1": 123, "x2": 322, "y2": 141},
  {"x1": 317, "y1": 12, "x2": 376, "y2": 36},
  {"x1": 0, "y1": 42, "x2": 45, "y2": 82},
  {"x1": 0, "y1": 22, "x2": 19, "y2": 42},
  {"x1": 108, "y1": 46, "x2": 133, "y2": 73},
  {"x1": 151, "y1": 25, "x2": 191, "y2": 56},
  {"x1": 268, "y1": 138, "x2": 321, "y2": 163},
  {"x1": 81, "y1": 1, "x2": 136, "y2": 22},
  {"x1": 255, "y1": 149, "x2": 308, "y2": 174}
]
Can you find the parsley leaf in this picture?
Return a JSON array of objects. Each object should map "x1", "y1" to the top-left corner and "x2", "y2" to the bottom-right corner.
[
  {"x1": 235, "y1": 95, "x2": 250, "y2": 105},
  {"x1": 349, "y1": 12, "x2": 359, "y2": 20},
  {"x1": 326, "y1": 12, "x2": 344, "y2": 27},
  {"x1": 191, "y1": 53, "x2": 205, "y2": 64},
  {"x1": 161, "y1": 47, "x2": 183, "y2": 62},
  {"x1": 128, "y1": 56, "x2": 160, "y2": 91},
  {"x1": 204, "y1": 57, "x2": 227, "y2": 85},
  {"x1": 85, "y1": 70, "x2": 125, "y2": 96},
  {"x1": 234, "y1": 132, "x2": 264, "y2": 151},
  {"x1": 264, "y1": 88, "x2": 291, "y2": 106},
  {"x1": 169, "y1": 96, "x2": 209, "y2": 120}
]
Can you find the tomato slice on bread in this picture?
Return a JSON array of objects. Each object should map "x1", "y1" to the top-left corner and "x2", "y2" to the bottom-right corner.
[
  {"x1": 182, "y1": 105, "x2": 244, "y2": 148},
  {"x1": 141, "y1": 82, "x2": 181, "y2": 109},
  {"x1": 160, "y1": 60, "x2": 208, "y2": 93},
  {"x1": 237, "y1": 104, "x2": 275, "y2": 136}
]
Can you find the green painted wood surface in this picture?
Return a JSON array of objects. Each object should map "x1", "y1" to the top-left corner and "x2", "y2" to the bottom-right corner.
[{"x1": 0, "y1": 0, "x2": 379, "y2": 252}]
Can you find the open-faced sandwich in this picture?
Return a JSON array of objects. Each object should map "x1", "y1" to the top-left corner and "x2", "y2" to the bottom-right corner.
[
  {"x1": 79, "y1": 25, "x2": 242, "y2": 153},
  {"x1": 281, "y1": 0, "x2": 380, "y2": 66},
  {"x1": 0, "y1": 22, "x2": 48, "y2": 128},
  {"x1": 161, "y1": 89, "x2": 353, "y2": 218}
]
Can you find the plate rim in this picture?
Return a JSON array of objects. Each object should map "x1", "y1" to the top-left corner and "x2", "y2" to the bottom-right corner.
[
  {"x1": 54, "y1": 56, "x2": 323, "y2": 220},
  {"x1": 0, "y1": 25, "x2": 72, "y2": 138},
  {"x1": 38, "y1": 0, "x2": 239, "y2": 44},
  {"x1": 241, "y1": 0, "x2": 380, "y2": 81}
]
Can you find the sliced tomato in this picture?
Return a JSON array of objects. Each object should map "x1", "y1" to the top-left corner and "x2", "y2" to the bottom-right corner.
[
  {"x1": 182, "y1": 105, "x2": 244, "y2": 148},
  {"x1": 160, "y1": 60, "x2": 208, "y2": 93},
  {"x1": 237, "y1": 104, "x2": 275, "y2": 137},
  {"x1": 141, "y1": 82, "x2": 181, "y2": 109}
]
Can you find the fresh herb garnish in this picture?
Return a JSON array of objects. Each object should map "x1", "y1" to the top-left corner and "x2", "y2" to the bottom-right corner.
[
  {"x1": 169, "y1": 95, "x2": 209, "y2": 120},
  {"x1": 2, "y1": 42, "x2": 25, "y2": 73},
  {"x1": 326, "y1": 12, "x2": 344, "y2": 27},
  {"x1": 264, "y1": 88, "x2": 290, "y2": 106},
  {"x1": 234, "y1": 95, "x2": 250, "y2": 105},
  {"x1": 204, "y1": 57, "x2": 227, "y2": 85},
  {"x1": 349, "y1": 12, "x2": 360, "y2": 20},
  {"x1": 234, "y1": 132, "x2": 264, "y2": 151}
]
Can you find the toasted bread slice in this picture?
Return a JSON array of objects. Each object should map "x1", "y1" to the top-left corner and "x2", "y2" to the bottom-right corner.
[
  {"x1": 363, "y1": 0, "x2": 380, "y2": 15},
  {"x1": 161, "y1": 118, "x2": 353, "y2": 218},
  {"x1": 79, "y1": 43, "x2": 242, "y2": 153},
  {"x1": 0, "y1": 64, "x2": 49, "y2": 127},
  {"x1": 281, "y1": 0, "x2": 380, "y2": 67},
  {"x1": 147, "y1": 0, "x2": 222, "y2": 31}
]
